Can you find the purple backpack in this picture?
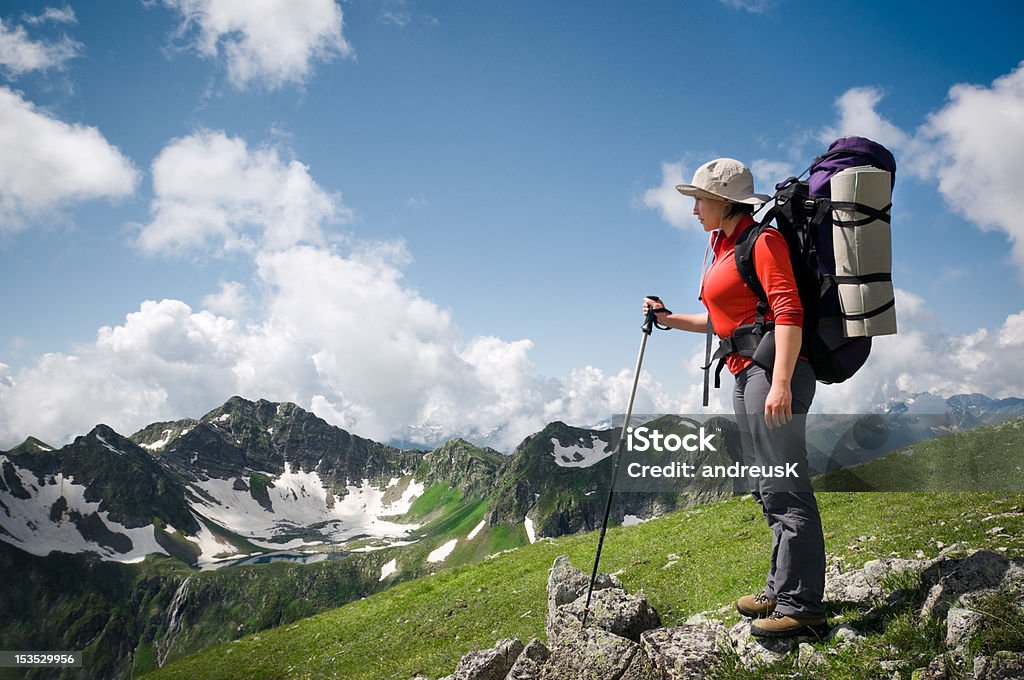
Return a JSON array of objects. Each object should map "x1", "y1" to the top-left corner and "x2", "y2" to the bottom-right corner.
[{"x1": 732, "y1": 136, "x2": 898, "y2": 384}]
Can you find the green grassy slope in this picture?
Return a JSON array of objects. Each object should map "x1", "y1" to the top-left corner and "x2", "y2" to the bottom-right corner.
[
  {"x1": 146, "y1": 491, "x2": 1024, "y2": 680},
  {"x1": 814, "y1": 417, "x2": 1024, "y2": 492}
]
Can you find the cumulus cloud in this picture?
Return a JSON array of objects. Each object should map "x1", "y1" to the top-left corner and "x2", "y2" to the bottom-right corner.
[
  {"x1": 0, "y1": 12, "x2": 80, "y2": 76},
  {"x1": 0, "y1": 87, "x2": 138, "y2": 232},
  {"x1": 817, "y1": 63, "x2": 1024, "y2": 273},
  {"x1": 816, "y1": 306, "x2": 1024, "y2": 413},
  {"x1": 749, "y1": 159, "x2": 795, "y2": 195},
  {"x1": 718, "y1": 0, "x2": 777, "y2": 13},
  {"x1": 137, "y1": 129, "x2": 346, "y2": 254},
  {"x1": 0, "y1": 245, "x2": 681, "y2": 451},
  {"x1": 201, "y1": 281, "x2": 252, "y2": 318},
  {"x1": 917, "y1": 62, "x2": 1024, "y2": 270},
  {"x1": 0, "y1": 129, "x2": 681, "y2": 451},
  {"x1": 642, "y1": 161, "x2": 700, "y2": 231},
  {"x1": 818, "y1": 86, "x2": 912, "y2": 151},
  {"x1": 162, "y1": 0, "x2": 352, "y2": 90}
]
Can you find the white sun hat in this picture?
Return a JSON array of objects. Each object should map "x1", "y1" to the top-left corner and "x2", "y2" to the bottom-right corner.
[{"x1": 675, "y1": 158, "x2": 770, "y2": 205}]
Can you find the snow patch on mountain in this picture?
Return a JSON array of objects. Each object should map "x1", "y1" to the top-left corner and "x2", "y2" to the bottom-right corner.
[
  {"x1": 188, "y1": 516, "x2": 250, "y2": 566},
  {"x1": 95, "y1": 432, "x2": 126, "y2": 456},
  {"x1": 379, "y1": 557, "x2": 397, "y2": 580},
  {"x1": 467, "y1": 519, "x2": 486, "y2": 541},
  {"x1": 525, "y1": 516, "x2": 536, "y2": 544},
  {"x1": 188, "y1": 466, "x2": 422, "y2": 543},
  {"x1": 550, "y1": 436, "x2": 614, "y2": 468},
  {"x1": 0, "y1": 456, "x2": 167, "y2": 562},
  {"x1": 427, "y1": 539, "x2": 457, "y2": 563},
  {"x1": 142, "y1": 429, "x2": 174, "y2": 451}
]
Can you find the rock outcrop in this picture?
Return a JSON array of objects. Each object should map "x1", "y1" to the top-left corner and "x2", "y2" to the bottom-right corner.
[{"x1": 430, "y1": 550, "x2": 1024, "y2": 680}]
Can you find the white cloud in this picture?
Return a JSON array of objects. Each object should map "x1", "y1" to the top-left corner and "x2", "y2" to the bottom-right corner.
[
  {"x1": 201, "y1": 281, "x2": 252, "y2": 317},
  {"x1": 0, "y1": 87, "x2": 138, "y2": 232},
  {"x1": 817, "y1": 64, "x2": 1024, "y2": 274},
  {"x1": 0, "y1": 240, "x2": 682, "y2": 451},
  {"x1": 0, "y1": 16, "x2": 80, "y2": 76},
  {"x1": 917, "y1": 62, "x2": 1024, "y2": 270},
  {"x1": 818, "y1": 86, "x2": 912, "y2": 151},
  {"x1": 0, "y1": 128, "x2": 682, "y2": 450},
  {"x1": 22, "y1": 7, "x2": 77, "y2": 26},
  {"x1": 749, "y1": 159, "x2": 794, "y2": 195},
  {"x1": 892, "y1": 288, "x2": 932, "y2": 327},
  {"x1": 813, "y1": 303, "x2": 1024, "y2": 413},
  {"x1": 718, "y1": 0, "x2": 777, "y2": 13},
  {"x1": 642, "y1": 161, "x2": 700, "y2": 232},
  {"x1": 162, "y1": 0, "x2": 352, "y2": 90},
  {"x1": 137, "y1": 129, "x2": 346, "y2": 254}
]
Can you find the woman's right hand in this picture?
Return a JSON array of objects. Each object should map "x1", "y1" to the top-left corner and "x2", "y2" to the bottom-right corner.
[{"x1": 643, "y1": 297, "x2": 667, "y2": 316}]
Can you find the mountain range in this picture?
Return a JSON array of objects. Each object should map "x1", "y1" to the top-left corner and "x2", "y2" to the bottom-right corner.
[{"x1": 1, "y1": 391, "x2": 1021, "y2": 678}]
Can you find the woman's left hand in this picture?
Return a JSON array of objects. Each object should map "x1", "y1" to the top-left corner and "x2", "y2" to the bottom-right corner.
[{"x1": 764, "y1": 382, "x2": 793, "y2": 429}]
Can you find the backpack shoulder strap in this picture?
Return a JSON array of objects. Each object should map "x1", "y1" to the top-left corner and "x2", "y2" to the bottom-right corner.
[{"x1": 733, "y1": 221, "x2": 771, "y2": 326}]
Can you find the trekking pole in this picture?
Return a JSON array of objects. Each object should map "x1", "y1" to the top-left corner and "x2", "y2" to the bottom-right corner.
[{"x1": 581, "y1": 296, "x2": 663, "y2": 629}]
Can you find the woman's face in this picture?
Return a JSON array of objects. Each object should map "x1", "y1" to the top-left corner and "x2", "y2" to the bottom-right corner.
[{"x1": 693, "y1": 196, "x2": 728, "y2": 232}]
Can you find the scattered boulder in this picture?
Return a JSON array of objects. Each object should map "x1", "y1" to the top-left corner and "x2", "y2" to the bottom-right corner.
[
  {"x1": 442, "y1": 638, "x2": 524, "y2": 680},
  {"x1": 504, "y1": 638, "x2": 549, "y2": 680},
  {"x1": 826, "y1": 623, "x2": 866, "y2": 647},
  {"x1": 728, "y1": 619, "x2": 798, "y2": 667},
  {"x1": 641, "y1": 624, "x2": 729, "y2": 679},
  {"x1": 945, "y1": 601, "x2": 986, "y2": 650},
  {"x1": 544, "y1": 555, "x2": 656, "y2": 649},
  {"x1": 796, "y1": 642, "x2": 826, "y2": 670},
  {"x1": 560, "y1": 586, "x2": 661, "y2": 643},
  {"x1": 540, "y1": 625, "x2": 640, "y2": 680},
  {"x1": 823, "y1": 557, "x2": 932, "y2": 605},
  {"x1": 546, "y1": 555, "x2": 621, "y2": 613},
  {"x1": 920, "y1": 551, "x2": 1024, "y2": 619},
  {"x1": 542, "y1": 556, "x2": 661, "y2": 679},
  {"x1": 974, "y1": 651, "x2": 1024, "y2": 679}
]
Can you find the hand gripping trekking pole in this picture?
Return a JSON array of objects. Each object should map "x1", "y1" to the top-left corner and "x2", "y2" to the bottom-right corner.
[{"x1": 580, "y1": 296, "x2": 665, "y2": 629}]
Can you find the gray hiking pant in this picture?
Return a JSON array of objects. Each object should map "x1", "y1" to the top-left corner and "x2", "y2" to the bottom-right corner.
[{"x1": 733, "y1": 360, "x2": 826, "y2": 618}]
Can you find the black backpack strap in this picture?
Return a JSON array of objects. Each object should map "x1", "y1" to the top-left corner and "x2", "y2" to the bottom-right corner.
[
  {"x1": 733, "y1": 221, "x2": 771, "y2": 327},
  {"x1": 701, "y1": 318, "x2": 713, "y2": 407}
]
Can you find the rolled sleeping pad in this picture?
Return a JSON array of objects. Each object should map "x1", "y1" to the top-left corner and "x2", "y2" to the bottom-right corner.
[{"x1": 830, "y1": 165, "x2": 897, "y2": 337}]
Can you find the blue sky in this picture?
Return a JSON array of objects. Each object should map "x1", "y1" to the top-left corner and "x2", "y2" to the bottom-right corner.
[{"x1": 1, "y1": 0, "x2": 1023, "y2": 451}]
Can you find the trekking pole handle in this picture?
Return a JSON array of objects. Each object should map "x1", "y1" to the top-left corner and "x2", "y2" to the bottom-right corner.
[{"x1": 643, "y1": 295, "x2": 664, "y2": 335}]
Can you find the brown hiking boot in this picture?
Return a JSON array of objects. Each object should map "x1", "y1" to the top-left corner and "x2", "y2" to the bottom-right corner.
[
  {"x1": 736, "y1": 591, "x2": 776, "y2": 618},
  {"x1": 750, "y1": 611, "x2": 829, "y2": 638}
]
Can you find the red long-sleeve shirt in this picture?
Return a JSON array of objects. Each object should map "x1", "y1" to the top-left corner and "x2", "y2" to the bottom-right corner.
[{"x1": 701, "y1": 215, "x2": 803, "y2": 375}]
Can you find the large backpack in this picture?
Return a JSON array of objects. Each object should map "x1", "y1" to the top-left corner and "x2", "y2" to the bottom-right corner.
[{"x1": 705, "y1": 136, "x2": 897, "y2": 397}]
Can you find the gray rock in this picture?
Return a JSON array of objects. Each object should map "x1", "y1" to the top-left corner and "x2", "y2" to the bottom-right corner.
[
  {"x1": 448, "y1": 638, "x2": 524, "y2": 680},
  {"x1": 540, "y1": 626, "x2": 638, "y2": 680},
  {"x1": 545, "y1": 555, "x2": 623, "y2": 645},
  {"x1": 640, "y1": 624, "x2": 728, "y2": 679},
  {"x1": 937, "y1": 542, "x2": 973, "y2": 558},
  {"x1": 728, "y1": 619, "x2": 796, "y2": 667},
  {"x1": 974, "y1": 651, "x2": 1024, "y2": 679},
  {"x1": 619, "y1": 648, "x2": 659, "y2": 680},
  {"x1": 547, "y1": 555, "x2": 622, "y2": 610},
  {"x1": 826, "y1": 623, "x2": 865, "y2": 646},
  {"x1": 823, "y1": 557, "x2": 932, "y2": 605},
  {"x1": 945, "y1": 602, "x2": 985, "y2": 650},
  {"x1": 913, "y1": 654, "x2": 949, "y2": 680},
  {"x1": 504, "y1": 638, "x2": 549, "y2": 680},
  {"x1": 797, "y1": 642, "x2": 825, "y2": 670},
  {"x1": 560, "y1": 586, "x2": 661, "y2": 643},
  {"x1": 921, "y1": 551, "x2": 1024, "y2": 619}
]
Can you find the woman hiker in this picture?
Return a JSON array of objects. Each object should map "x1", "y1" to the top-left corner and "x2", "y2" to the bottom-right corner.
[{"x1": 642, "y1": 158, "x2": 828, "y2": 638}]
